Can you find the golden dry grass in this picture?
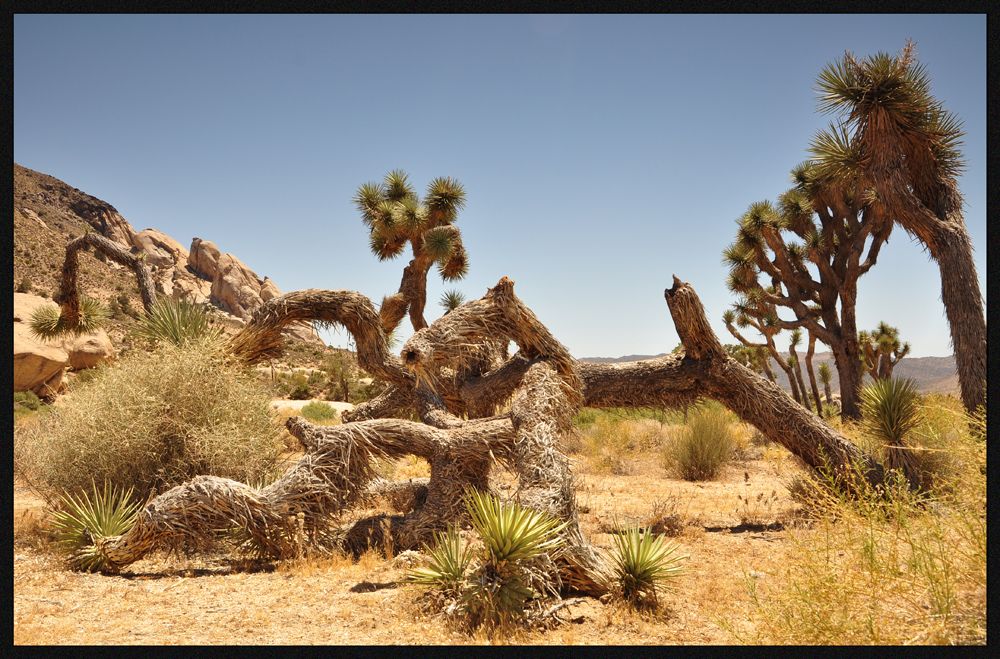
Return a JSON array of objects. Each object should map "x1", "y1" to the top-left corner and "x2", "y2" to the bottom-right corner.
[{"x1": 14, "y1": 401, "x2": 985, "y2": 645}]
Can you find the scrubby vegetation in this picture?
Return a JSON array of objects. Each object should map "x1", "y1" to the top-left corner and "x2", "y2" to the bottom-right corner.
[{"x1": 15, "y1": 336, "x2": 283, "y2": 504}]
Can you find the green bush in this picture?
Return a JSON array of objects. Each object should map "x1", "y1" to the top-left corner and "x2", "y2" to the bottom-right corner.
[
  {"x1": 134, "y1": 296, "x2": 219, "y2": 346},
  {"x1": 14, "y1": 390, "x2": 42, "y2": 412},
  {"x1": 289, "y1": 383, "x2": 312, "y2": 400},
  {"x1": 662, "y1": 401, "x2": 737, "y2": 481},
  {"x1": 300, "y1": 400, "x2": 339, "y2": 423},
  {"x1": 16, "y1": 337, "x2": 282, "y2": 501}
]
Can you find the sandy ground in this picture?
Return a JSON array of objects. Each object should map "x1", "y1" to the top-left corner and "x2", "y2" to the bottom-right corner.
[{"x1": 14, "y1": 444, "x2": 807, "y2": 645}]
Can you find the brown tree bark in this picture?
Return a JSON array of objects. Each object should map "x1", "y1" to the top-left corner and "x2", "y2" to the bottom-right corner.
[
  {"x1": 56, "y1": 232, "x2": 157, "y2": 330},
  {"x1": 88, "y1": 276, "x2": 884, "y2": 592}
]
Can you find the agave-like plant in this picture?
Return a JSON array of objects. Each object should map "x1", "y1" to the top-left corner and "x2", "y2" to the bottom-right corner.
[
  {"x1": 612, "y1": 524, "x2": 689, "y2": 607},
  {"x1": 28, "y1": 296, "x2": 108, "y2": 341},
  {"x1": 860, "y1": 377, "x2": 922, "y2": 489},
  {"x1": 439, "y1": 289, "x2": 466, "y2": 314},
  {"x1": 461, "y1": 489, "x2": 569, "y2": 627},
  {"x1": 134, "y1": 296, "x2": 219, "y2": 346},
  {"x1": 406, "y1": 524, "x2": 475, "y2": 595},
  {"x1": 48, "y1": 481, "x2": 142, "y2": 572}
]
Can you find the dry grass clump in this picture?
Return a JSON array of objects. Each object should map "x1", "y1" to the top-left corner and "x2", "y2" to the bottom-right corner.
[
  {"x1": 579, "y1": 416, "x2": 669, "y2": 475},
  {"x1": 729, "y1": 399, "x2": 986, "y2": 644},
  {"x1": 661, "y1": 401, "x2": 738, "y2": 481},
  {"x1": 16, "y1": 336, "x2": 283, "y2": 504}
]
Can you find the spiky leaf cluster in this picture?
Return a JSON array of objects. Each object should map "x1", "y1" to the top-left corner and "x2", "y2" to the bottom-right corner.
[
  {"x1": 612, "y1": 525, "x2": 689, "y2": 606},
  {"x1": 28, "y1": 296, "x2": 109, "y2": 341},
  {"x1": 134, "y1": 296, "x2": 220, "y2": 346},
  {"x1": 353, "y1": 171, "x2": 469, "y2": 280},
  {"x1": 406, "y1": 524, "x2": 475, "y2": 594},
  {"x1": 48, "y1": 481, "x2": 141, "y2": 572}
]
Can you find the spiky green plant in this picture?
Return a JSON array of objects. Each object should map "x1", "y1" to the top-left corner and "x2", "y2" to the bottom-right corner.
[
  {"x1": 860, "y1": 377, "x2": 922, "y2": 488},
  {"x1": 612, "y1": 525, "x2": 689, "y2": 607},
  {"x1": 28, "y1": 296, "x2": 108, "y2": 341},
  {"x1": 134, "y1": 296, "x2": 219, "y2": 346},
  {"x1": 48, "y1": 481, "x2": 142, "y2": 572},
  {"x1": 406, "y1": 524, "x2": 475, "y2": 595},
  {"x1": 439, "y1": 289, "x2": 467, "y2": 313},
  {"x1": 461, "y1": 489, "x2": 569, "y2": 627}
]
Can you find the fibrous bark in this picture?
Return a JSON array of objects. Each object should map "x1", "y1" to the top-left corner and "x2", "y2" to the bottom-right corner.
[
  {"x1": 87, "y1": 275, "x2": 885, "y2": 593},
  {"x1": 56, "y1": 232, "x2": 157, "y2": 330}
]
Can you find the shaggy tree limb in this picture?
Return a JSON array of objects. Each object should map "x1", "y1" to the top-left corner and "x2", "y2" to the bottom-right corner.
[{"x1": 56, "y1": 232, "x2": 156, "y2": 331}]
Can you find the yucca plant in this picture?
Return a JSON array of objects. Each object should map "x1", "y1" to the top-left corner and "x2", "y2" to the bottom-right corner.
[
  {"x1": 134, "y1": 296, "x2": 219, "y2": 346},
  {"x1": 406, "y1": 524, "x2": 475, "y2": 595},
  {"x1": 860, "y1": 377, "x2": 922, "y2": 489},
  {"x1": 461, "y1": 489, "x2": 569, "y2": 627},
  {"x1": 48, "y1": 481, "x2": 142, "y2": 572},
  {"x1": 612, "y1": 524, "x2": 689, "y2": 607},
  {"x1": 29, "y1": 296, "x2": 108, "y2": 341}
]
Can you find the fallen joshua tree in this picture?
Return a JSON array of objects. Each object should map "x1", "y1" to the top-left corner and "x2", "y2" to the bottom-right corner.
[{"x1": 78, "y1": 274, "x2": 885, "y2": 597}]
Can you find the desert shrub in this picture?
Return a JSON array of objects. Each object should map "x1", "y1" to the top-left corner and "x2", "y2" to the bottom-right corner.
[
  {"x1": 580, "y1": 416, "x2": 669, "y2": 475},
  {"x1": 14, "y1": 390, "x2": 42, "y2": 412},
  {"x1": 289, "y1": 382, "x2": 313, "y2": 400},
  {"x1": 16, "y1": 336, "x2": 282, "y2": 502},
  {"x1": 661, "y1": 401, "x2": 737, "y2": 481},
  {"x1": 17, "y1": 276, "x2": 32, "y2": 293},
  {"x1": 300, "y1": 400, "x2": 339, "y2": 424},
  {"x1": 859, "y1": 377, "x2": 922, "y2": 489}
]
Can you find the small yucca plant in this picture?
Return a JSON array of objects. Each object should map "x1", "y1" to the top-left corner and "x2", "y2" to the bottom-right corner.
[
  {"x1": 612, "y1": 525, "x2": 689, "y2": 607},
  {"x1": 29, "y1": 297, "x2": 109, "y2": 341},
  {"x1": 461, "y1": 489, "x2": 569, "y2": 627},
  {"x1": 406, "y1": 524, "x2": 475, "y2": 595},
  {"x1": 134, "y1": 296, "x2": 219, "y2": 346},
  {"x1": 48, "y1": 481, "x2": 142, "y2": 572},
  {"x1": 860, "y1": 377, "x2": 922, "y2": 489}
]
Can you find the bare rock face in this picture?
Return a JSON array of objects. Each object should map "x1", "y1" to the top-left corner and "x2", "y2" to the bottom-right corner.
[
  {"x1": 259, "y1": 276, "x2": 281, "y2": 302},
  {"x1": 14, "y1": 293, "x2": 115, "y2": 395},
  {"x1": 189, "y1": 238, "x2": 221, "y2": 280},
  {"x1": 132, "y1": 228, "x2": 189, "y2": 269},
  {"x1": 210, "y1": 253, "x2": 267, "y2": 319},
  {"x1": 70, "y1": 199, "x2": 137, "y2": 247}
]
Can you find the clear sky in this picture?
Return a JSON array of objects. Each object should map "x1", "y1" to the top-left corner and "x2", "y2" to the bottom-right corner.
[{"x1": 14, "y1": 15, "x2": 986, "y2": 359}]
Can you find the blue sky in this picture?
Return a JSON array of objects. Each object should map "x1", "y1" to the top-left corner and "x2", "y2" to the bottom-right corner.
[{"x1": 14, "y1": 15, "x2": 986, "y2": 358}]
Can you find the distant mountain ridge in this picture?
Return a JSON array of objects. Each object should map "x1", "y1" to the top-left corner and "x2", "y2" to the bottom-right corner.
[{"x1": 578, "y1": 352, "x2": 958, "y2": 397}]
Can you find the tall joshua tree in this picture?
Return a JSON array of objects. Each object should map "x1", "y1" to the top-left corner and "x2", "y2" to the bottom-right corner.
[
  {"x1": 723, "y1": 306, "x2": 801, "y2": 405},
  {"x1": 859, "y1": 322, "x2": 910, "y2": 381},
  {"x1": 813, "y1": 41, "x2": 985, "y2": 413},
  {"x1": 354, "y1": 170, "x2": 469, "y2": 334}
]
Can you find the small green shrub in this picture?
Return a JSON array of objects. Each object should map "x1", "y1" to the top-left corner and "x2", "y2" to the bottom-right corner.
[
  {"x1": 859, "y1": 377, "x2": 921, "y2": 489},
  {"x1": 662, "y1": 401, "x2": 736, "y2": 481},
  {"x1": 14, "y1": 390, "x2": 42, "y2": 412},
  {"x1": 406, "y1": 524, "x2": 475, "y2": 595},
  {"x1": 17, "y1": 276, "x2": 32, "y2": 293},
  {"x1": 300, "y1": 400, "x2": 339, "y2": 423},
  {"x1": 289, "y1": 383, "x2": 312, "y2": 400},
  {"x1": 16, "y1": 337, "x2": 282, "y2": 501},
  {"x1": 28, "y1": 296, "x2": 108, "y2": 341}
]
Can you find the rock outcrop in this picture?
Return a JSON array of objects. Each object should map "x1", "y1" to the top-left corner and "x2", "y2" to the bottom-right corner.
[{"x1": 14, "y1": 293, "x2": 115, "y2": 395}]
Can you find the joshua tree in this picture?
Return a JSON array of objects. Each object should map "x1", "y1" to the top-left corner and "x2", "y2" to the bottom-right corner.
[
  {"x1": 818, "y1": 361, "x2": 835, "y2": 407},
  {"x1": 74, "y1": 275, "x2": 889, "y2": 590},
  {"x1": 812, "y1": 41, "x2": 985, "y2": 413},
  {"x1": 722, "y1": 156, "x2": 892, "y2": 421},
  {"x1": 354, "y1": 170, "x2": 469, "y2": 334},
  {"x1": 859, "y1": 322, "x2": 910, "y2": 381}
]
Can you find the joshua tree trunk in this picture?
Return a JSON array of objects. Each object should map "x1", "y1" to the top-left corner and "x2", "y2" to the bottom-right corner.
[
  {"x1": 56, "y1": 232, "x2": 156, "y2": 330},
  {"x1": 87, "y1": 276, "x2": 884, "y2": 591},
  {"x1": 805, "y1": 332, "x2": 823, "y2": 416}
]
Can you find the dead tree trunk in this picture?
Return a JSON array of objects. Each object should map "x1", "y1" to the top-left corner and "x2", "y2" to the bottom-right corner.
[
  {"x1": 88, "y1": 275, "x2": 883, "y2": 591},
  {"x1": 56, "y1": 232, "x2": 157, "y2": 330}
]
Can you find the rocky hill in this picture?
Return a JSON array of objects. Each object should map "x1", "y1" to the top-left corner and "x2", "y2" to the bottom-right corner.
[
  {"x1": 13, "y1": 163, "x2": 333, "y2": 393},
  {"x1": 579, "y1": 351, "x2": 959, "y2": 397}
]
